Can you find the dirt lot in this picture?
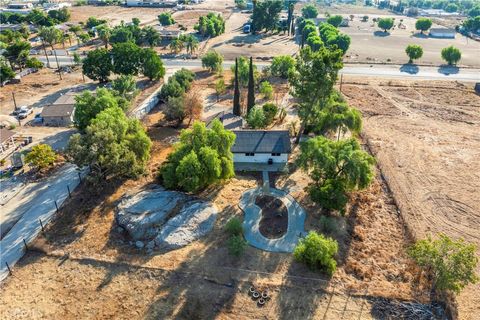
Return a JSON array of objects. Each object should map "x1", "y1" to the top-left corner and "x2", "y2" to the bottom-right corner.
[
  {"x1": 342, "y1": 78, "x2": 480, "y2": 320},
  {"x1": 69, "y1": 5, "x2": 170, "y2": 26},
  {"x1": 341, "y1": 15, "x2": 480, "y2": 67},
  {"x1": 0, "y1": 84, "x2": 435, "y2": 318}
]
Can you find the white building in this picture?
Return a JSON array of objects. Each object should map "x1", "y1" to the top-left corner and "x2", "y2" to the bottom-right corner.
[
  {"x1": 429, "y1": 28, "x2": 456, "y2": 39},
  {"x1": 231, "y1": 130, "x2": 291, "y2": 168},
  {"x1": 126, "y1": 0, "x2": 177, "y2": 7}
]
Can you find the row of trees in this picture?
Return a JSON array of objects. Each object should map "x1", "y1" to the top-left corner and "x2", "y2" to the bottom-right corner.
[
  {"x1": 82, "y1": 43, "x2": 165, "y2": 82},
  {"x1": 0, "y1": 7, "x2": 70, "y2": 27},
  {"x1": 299, "y1": 19, "x2": 351, "y2": 55},
  {"x1": 405, "y1": 44, "x2": 462, "y2": 65},
  {"x1": 194, "y1": 13, "x2": 225, "y2": 38}
]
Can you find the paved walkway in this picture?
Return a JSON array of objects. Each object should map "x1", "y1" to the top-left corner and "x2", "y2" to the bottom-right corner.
[
  {"x1": 0, "y1": 164, "x2": 86, "y2": 281},
  {"x1": 239, "y1": 187, "x2": 306, "y2": 253}
]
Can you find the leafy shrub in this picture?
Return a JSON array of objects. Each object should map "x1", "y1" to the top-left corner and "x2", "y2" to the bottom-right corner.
[
  {"x1": 158, "y1": 12, "x2": 175, "y2": 26},
  {"x1": 319, "y1": 215, "x2": 337, "y2": 234},
  {"x1": 194, "y1": 13, "x2": 225, "y2": 38},
  {"x1": 259, "y1": 81, "x2": 273, "y2": 100},
  {"x1": 225, "y1": 217, "x2": 243, "y2": 236},
  {"x1": 262, "y1": 102, "x2": 278, "y2": 125},
  {"x1": 327, "y1": 15, "x2": 343, "y2": 27},
  {"x1": 270, "y1": 55, "x2": 295, "y2": 79},
  {"x1": 293, "y1": 231, "x2": 338, "y2": 275},
  {"x1": 302, "y1": 4, "x2": 318, "y2": 19},
  {"x1": 247, "y1": 106, "x2": 266, "y2": 129},
  {"x1": 25, "y1": 144, "x2": 57, "y2": 170},
  {"x1": 228, "y1": 235, "x2": 247, "y2": 256},
  {"x1": 159, "y1": 68, "x2": 195, "y2": 101},
  {"x1": 201, "y1": 50, "x2": 223, "y2": 73}
]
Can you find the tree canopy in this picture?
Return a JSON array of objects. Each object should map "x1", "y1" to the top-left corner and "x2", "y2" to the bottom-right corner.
[
  {"x1": 408, "y1": 234, "x2": 478, "y2": 294},
  {"x1": 142, "y1": 48, "x2": 165, "y2": 80},
  {"x1": 441, "y1": 46, "x2": 461, "y2": 65},
  {"x1": 25, "y1": 144, "x2": 57, "y2": 170},
  {"x1": 158, "y1": 12, "x2": 175, "y2": 26},
  {"x1": 251, "y1": 0, "x2": 283, "y2": 33},
  {"x1": 67, "y1": 106, "x2": 152, "y2": 181},
  {"x1": 270, "y1": 55, "x2": 296, "y2": 78},
  {"x1": 194, "y1": 13, "x2": 225, "y2": 37},
  {"x1": 201, "y1": 50, "x2": 224, "y2": 73},
  {"x1": 294, "y1": 231, "x2": 338, "y2": 276},
  {"x1": 297, "y1": 137, "x2": 375, "y2": 213},
  {"x1": 111, "y1": 42, "x2": 142, "y2": 75},
  {"x1": 415, "y1": 18, "x2": 432, "y2": 33},
  {"x1": 405, "y1": 44, "x2": 423, "y2": 63},
  {"x1": 377, "y1": 18, "x2": 394, "y2": 32},
  {"x1": 327, "y1": 15, "x2": 343, "y2": 27},
  {"x1": 159, "y1": 120, "x2": 236, "y2": 193},
  {"x1": 302, "y1": 5, "x2": 318, "y2": 19},
  {"x1": 82, "y1": 48, "x2": 112, "y2": 83},
  {"x1": 230, "y1": 56, "x2": 258, "y2": 87}
]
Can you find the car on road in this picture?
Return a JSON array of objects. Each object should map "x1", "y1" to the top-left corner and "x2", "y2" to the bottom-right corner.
[{"x1": 17, "y1": 108, "x2": 33, "y2": 119}]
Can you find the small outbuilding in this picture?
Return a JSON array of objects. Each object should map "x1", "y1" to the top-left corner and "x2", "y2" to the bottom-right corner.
[
  {"x1": 231, "y1": 130, "x2": 291, "y2": 171},
  {"x1": 41, "y1": 93, "x2": 76, "y2": 127},
  {"x1": 0, "y1": 128, "x2": 18, "y2": 154},
  {"x1": 429, "y1": 28, "x2": 456, "y2": 38},
  {"x1": 206, "y1": 111, "x2": 244, "y2": 130}
]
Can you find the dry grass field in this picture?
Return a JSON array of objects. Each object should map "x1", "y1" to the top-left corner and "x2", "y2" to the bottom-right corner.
[{"x1": 342, "y1": 78, "x2": 480, "y2": 319}]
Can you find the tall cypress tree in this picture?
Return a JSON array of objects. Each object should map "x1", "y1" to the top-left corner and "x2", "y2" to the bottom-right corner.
[
  {"x1": 233, "y1": 58, "x2": 241, "y2": 116},
  {"x1": 287, "y1": 4, "x2": 293, "y2": 36},
  {"x1": 247, "y1": 56, "x2": 255, "y2": 113}
]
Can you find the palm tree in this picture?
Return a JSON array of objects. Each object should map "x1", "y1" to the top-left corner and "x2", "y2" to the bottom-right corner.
[
  {"x1": 169, "y1": 38, "x2": 184, "y2": 54},
  {"x1": 97, "y1": 25, "x2": 111, "y2": 49},
  {"x1": 68, "y1": 25, "x2": 82, "y2": 45},
  {"x1": 185, "y1": 35, "x2": 199, "y2": 55}
]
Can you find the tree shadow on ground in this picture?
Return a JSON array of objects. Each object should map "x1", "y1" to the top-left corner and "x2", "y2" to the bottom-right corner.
[
  {"x1": 438, "y1": 65, "x2": 459, "y2": 75},
  {"x1": 400, "y1": 63, "x2": 420, "y2": 75},
  {"x1": 373, "y1": 31, "x2": 390, "y2": 37},
  {"x1": 210, "y1": 34, "x2": 264, "y2": 48},
  {"x1": 412, "y1": 32, "x2": 429, "y2": 39}
]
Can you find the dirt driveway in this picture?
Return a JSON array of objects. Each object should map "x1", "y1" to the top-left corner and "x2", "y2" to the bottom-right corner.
[{"x1": 342, "y1": 78, "x2": 480, "y2": 319}]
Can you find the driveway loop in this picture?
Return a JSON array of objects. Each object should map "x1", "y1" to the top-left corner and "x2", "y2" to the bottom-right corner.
[{"x1": 239, "y1": 187, "x2": 306, "y2": 253}]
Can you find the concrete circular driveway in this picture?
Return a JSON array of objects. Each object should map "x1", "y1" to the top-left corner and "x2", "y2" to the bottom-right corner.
[{"x1": 239, "y1": 187, "x2": 307, "y2": 253}]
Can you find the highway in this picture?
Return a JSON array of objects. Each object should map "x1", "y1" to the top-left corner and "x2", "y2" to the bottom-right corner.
[{"x1": 36, "y1": 55, "x2": 480, "y2": 82}]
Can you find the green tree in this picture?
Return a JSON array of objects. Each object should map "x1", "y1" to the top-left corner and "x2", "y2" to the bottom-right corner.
[
  {"x1": 25, "y1": 57, "x2": 43, "y2": 69},
  {"x1": 0, "y1": 59, "x2": 15, "y2": 82},
  {"x1": 327, "y1": 15, "x2": 343, "y2": 27},
  {"x1": 112, "y1": 74, "x2": 138, "y2": 100},
  {"x1": 48, "y1": 7, "x2": 70, "y2": 23},
  {"x1": 225, "y1": 217, "x2": 243, "y2": 235},
  {"x1": 164, "y1": 95, "x2": 186, "y2": 126},
  {"x1": 142, "y1": 48, "x2": 165, "y2": 80},
  {"x1": 202, "y1": 50, "x2": 224, "y2": 73},
  {"x1": 408, "y1": 234, "x2": 478, "y2": 294},
  {"x1": 233, "y1": 58, "x2": 241, "y2": 116},
  {"x1": 67, "y1": 106, "x2": 152, "y2": 181},
  {"x1": 111, "y1": 42, "x2": 142, "y2": 75},
  {"x1": 445, "y1": 3, "x2": 458, "y2": 12},
  {"x1": 289, "y1": 46, "x2": 343, "y2": 142},
  {"x1": 293, "y1": 231, "x2": 338, "y2": 276},
  {"x1": 73, "y1": 88, "x2": 128, "y2": 131},
  {"x1": 73, "y1": 52, "x2": 82, "y2": 65},
  {"x1": 215, "y1": 78, "x2": 226, "y2": 101},
  {"x1": 262, "y1": 102, "x2": 278, "y2": 125},
  {"x1": 169, "y1": 38, "x2": 184, "y2": 54},
  {"x1": 96, "y1": 24, "x2": 111, "y2": 49},
  {"x1": 251, "y1": 0, "x2": 283, "y2": 33},
  {"x1": 441, "y1": 46, "x2": 461, "y2": 65},
  {"x1": 3, "y1": 40, "x2": 31, "y2": 70},
  {"x1": 297, "y1": 137, "x2": 375, "y2": 213},
  {"x1": 86, "y1": 16, "x2": 107, "y2": 29},
  {"x1": 259, "y1": 81, "x2": 273, "y2": 100},
  {"x1": 25, "y1": 144, "x2": 57, "y2": 170},
  {"x1": 160, "y1": 79, "x2": 185, "y2": 101},
  {"x1": 39, "y1": 26, "x2": 62, "y2": 50},
  {"x1": 158, "y1": 12, "x2": 175, "y2": 26},
  {"x1": 159, "y1": 120, "x2": 235, "y2": 192},
  {"x1": 270, "y1": 55, "x2": 295, "y2": 78},
  {"x1": 82, "y1": 48, "x2": 112, "y2": 83},
  {"x1": 247, "y1": 106, "x2": 266, "y2": 129},
  {"x1": 184, "y1": 34, "x2": 199, "y2": 55},
  {"x1": 306, "y1": 34, "x2": 323, "y2": 51},
  {"x1": 230, "y1": 56, "x2": 257, "y2": 87},
  {"x1": 377, "y1": 18, "x2": 394, "y2": 32},
  {"x1": 405, "y1": 44, "x2": 423, "y2": 63},
  {"x1": 247, "y1": 57, "x2": 255, "y2": 113},
  {"x1": 110, "y1": 26, "x2": 134, "y2": 44},
  {"x1": 302, "y1": 4, "x2": 318, "y2": 19},
  {"x1": 314, "y1": 98, "x2": 362, "y2": 138},
  {"x1": 140, "y1": 26, "x2": 160, "y2": 47},
  {"x1": 415, "y1": 18, "x2": 432, "y2": 33},
  {"x1": 228, "y1": 235, "x2": 247, "y2": 256},
  {"x1": 194, "y1": 13, "x2": 225, "y2": 37}
]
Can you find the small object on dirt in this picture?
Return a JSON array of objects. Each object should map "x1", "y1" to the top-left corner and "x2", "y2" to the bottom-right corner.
[
  {"x1": 249, "y1": 286, "x2": 256, "y2": 295},
  {"x1": 257, "y1": 298, "x2": 266, "y2": 306},
  {"x1": 135, "y1": 240, "x2": 144, "y2": 249},
  {"x1": 252, "y1": 291, "x2": 260, "y2": 300},
  {"x1": 261, "y1": 290, "x2": 269, "y2": 299}
]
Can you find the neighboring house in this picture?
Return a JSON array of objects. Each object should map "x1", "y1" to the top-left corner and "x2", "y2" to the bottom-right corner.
[
  {"x1": 231, "y1": 130, "x2": 291, "y2": 165},
  {"x1": 0, "y1": 128, "x2": 17, "y2": 154},
  {"x1": 153, "y1": 26, "x2": 184, "y2": 39},
  {"x1": 41, "y1": 93, "x2": 76, "y2": 127},
  {"x1": 1, "y1": 3, "x2": 34, "y2": 15},
  {"x1": 205, "y1": 111, "x2": 244, "y2": 130},
  {"x1": 429, "y1": 28, "x2": 456, "y2": 38},
  {"x1": 126, "y1": 0, "x2": 177, "y2": 8}
]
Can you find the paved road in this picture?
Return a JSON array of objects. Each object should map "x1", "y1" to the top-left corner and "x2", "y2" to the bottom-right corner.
[
  {"x1": 0, "y1": 164, "x2": 86, "y2": 281},
  {"x1": 37, "y1": 55, "x2": 480, "y2": 81}
]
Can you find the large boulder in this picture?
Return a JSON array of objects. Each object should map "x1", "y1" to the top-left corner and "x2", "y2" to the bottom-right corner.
[
  {"x1": 116, "y1": 187, "x2": 186, "y2": 240},
  {"x1": 154, "y1": 201, "x2": 218, "y2": 250}
]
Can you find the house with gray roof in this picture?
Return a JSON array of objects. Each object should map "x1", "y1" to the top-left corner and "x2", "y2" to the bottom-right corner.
[
  {"x1": 231, "y1": 130, "x2": 291, "y2": 170},
  {"x1": 41, "y1": 92, "x2": 77, "y2": 127}
]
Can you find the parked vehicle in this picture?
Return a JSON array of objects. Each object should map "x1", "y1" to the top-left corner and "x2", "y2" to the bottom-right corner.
[
  {"x1": 243, "y1": 24, "x2": 251, "y2": 33},
  {"x1": 17, "y1": 108, "x2": 33, "y2": 119},
  {"x1": 12, "y1": 105, "x2": 28, "y2": 116}
]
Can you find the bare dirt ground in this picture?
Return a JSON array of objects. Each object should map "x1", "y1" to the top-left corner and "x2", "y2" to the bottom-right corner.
[
  {"x1": 0, "y1": 78, "x2": 434, "y2": 318},
  {"x1": 342, "y1": 77, "x2": 480, "y2": 320},
  {"x1": 69, "y1": 5, "x2": 169, "y2": 26}
]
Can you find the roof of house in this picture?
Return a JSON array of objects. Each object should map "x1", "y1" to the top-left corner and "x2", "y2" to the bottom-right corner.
[
  {"x1": 51, "y1": 92, "x2": 77, "y2": 106},
  {"x1": 231, "y1": 130, "x2": 291, "y2": 154},
  {"x1": 41, "y1": 104, "x2": 75, "y2": 118},
  {"x1": 429, "y1": 28, "x2": 456, "y2": 34},
  {"x1": 205, "y1": 111, "x2": 244, "y2": 130},
  {"x1": 0, "y1": 128, "x2": 17, "y2": 144}
]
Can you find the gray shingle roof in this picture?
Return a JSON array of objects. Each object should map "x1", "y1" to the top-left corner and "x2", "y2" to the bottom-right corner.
[
  {"x1": 41, "y1": 104, "x2": 75, "y2": 117},
  {"x1": 231, "y1": 130, "x2": 291, "y2": 154}
]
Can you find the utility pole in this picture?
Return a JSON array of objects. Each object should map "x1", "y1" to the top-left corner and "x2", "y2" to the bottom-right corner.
[
  {"x1": 52, "y1": 49, "x2": 62, "y2": 80},
  {"x1": 12, "y1": 92, "x2": 17, "y2": 110}
]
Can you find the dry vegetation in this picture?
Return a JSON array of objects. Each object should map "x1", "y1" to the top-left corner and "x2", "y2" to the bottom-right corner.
[
  {"x1": 342, "y1": 77, "x2": 480, "y2": 319},
  {"x1": 0, "y1": 74, "x2": 437, "y2": 318}
]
